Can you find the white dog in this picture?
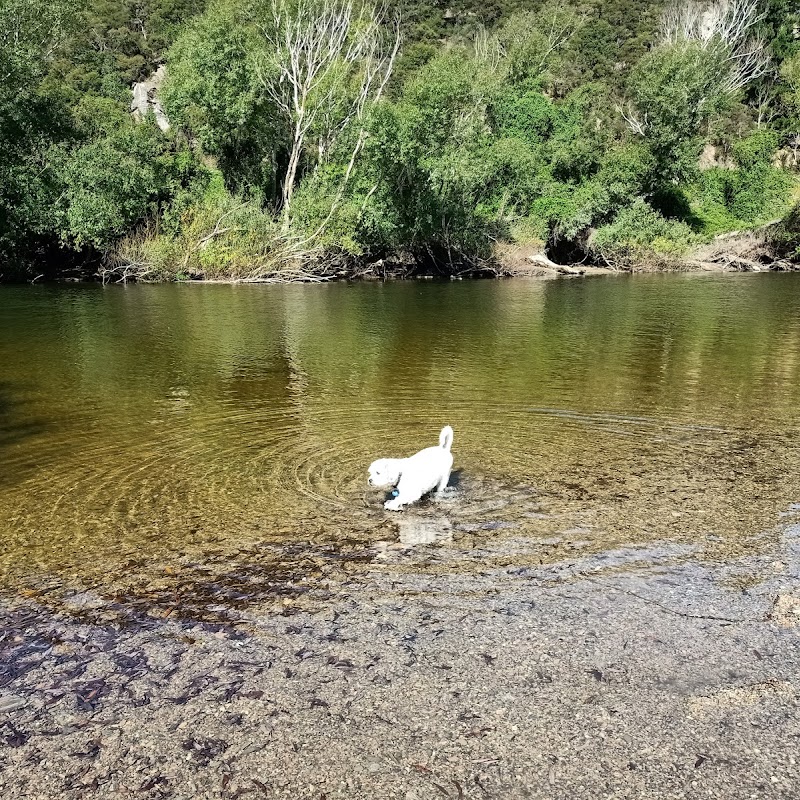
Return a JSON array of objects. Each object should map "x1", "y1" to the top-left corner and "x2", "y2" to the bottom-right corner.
[{"x1": 368, "y1": 426, "x2": 454, "y2": 511}]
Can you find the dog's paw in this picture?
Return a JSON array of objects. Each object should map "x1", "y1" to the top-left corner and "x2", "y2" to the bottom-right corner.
[{"x1": 384, "y1": 498, "x2": 404, "y2": 511}]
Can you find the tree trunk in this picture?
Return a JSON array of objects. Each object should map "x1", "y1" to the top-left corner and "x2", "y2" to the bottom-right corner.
[{"x1": 281, "y1": 122, "x2": 304, "y2": 231}]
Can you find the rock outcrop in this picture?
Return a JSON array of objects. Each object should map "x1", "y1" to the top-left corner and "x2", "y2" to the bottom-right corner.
[{"x1": 131, "y1": 64, "x2": 170, "y2": 132}]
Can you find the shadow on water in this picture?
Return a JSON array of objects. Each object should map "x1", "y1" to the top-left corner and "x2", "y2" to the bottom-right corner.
[{"x1": 0, "y1": 382, "x2": 48, "y2": 488}]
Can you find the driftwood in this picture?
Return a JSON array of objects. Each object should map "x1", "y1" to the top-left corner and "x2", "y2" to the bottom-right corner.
[
  {"x1": 691, "y1": 254, "x2": 767, "y2": 271},
  {"x1": 684, "y1": 223, "x2": 799, "y2": 273},
  {"x1": 526, "y1": 253, "x2": 586, "y2": 275}
]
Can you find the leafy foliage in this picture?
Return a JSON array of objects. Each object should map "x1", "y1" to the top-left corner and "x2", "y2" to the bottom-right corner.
[
  {"x1": 627, "y1": 41, "x2": 731, "y2": 184},
  {"x1": 161, "y1": 1, "x2": 276, "y2": 192},
  {"x1": 1, "y1": 0, "x2": 799, "y2": 279},
  {"x1": 689, "y1": 130, "x2": 793, "y2": 233},
  {"x1": 592, "y1": 199, "x2": 700, "y2": 264},
  {"x1": 53, "y1": 121, "x2": 202, "y2": 248}
]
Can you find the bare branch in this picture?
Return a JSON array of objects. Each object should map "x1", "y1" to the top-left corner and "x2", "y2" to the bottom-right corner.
[
  {"x1": 257, "y1": 0, "x2": 400, "y2": 230},
  {"x1": 617, "y1": 102, "x2": 648, "y2": 135},
  {"x1": 473, "y1": 26, "x2": 502, "y2": 71},
  {"x1": 660, "y1": 0, "x2": 770, "y2": 93}
]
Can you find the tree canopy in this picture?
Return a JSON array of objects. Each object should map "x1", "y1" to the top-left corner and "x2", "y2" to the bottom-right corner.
[{"x1": 1, "y1": 0, "x2": 799, "y2": 280}]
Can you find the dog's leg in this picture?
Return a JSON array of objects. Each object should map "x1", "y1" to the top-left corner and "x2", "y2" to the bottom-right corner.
[
  {"x1": 384, "y1": 484, "x2": 422, "y2": 511},
  {"x1": 435, "y1": 470, "x2": 451, "y2": 494}
]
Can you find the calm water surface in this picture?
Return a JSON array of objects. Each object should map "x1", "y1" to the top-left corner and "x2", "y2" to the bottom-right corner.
[{"x1": 2, "y1": 274, "x2": 800, "y2": 597}]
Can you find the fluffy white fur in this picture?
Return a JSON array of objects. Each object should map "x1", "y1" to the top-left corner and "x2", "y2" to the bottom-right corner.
[{"x1": 368, "y1": 426, "x2": 454, "y2": 511}]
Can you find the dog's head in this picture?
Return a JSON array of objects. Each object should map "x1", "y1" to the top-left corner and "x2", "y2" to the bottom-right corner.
[{"x1": 367, "y1": 458, "x2": 402, "y2": 487}]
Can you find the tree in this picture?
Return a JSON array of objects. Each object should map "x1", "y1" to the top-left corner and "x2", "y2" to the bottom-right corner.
[
  {"x1": 493, "y1": 2, "x2": 588, "y2": 91},
  {"x1": 256, "y1": 0, "x2": 400, "y2": 228},
  {"x1": 660, "y1": 0, "x2": 770, "y2": 92},
  {"x1": 52, "y1": 121, "x2": 177, "y2": 249},
  {"x1": 356, "y1": 49, "x2": 498, "y2": 265},
  {"x1": 0, "y1": 0, "x2": 74, "y2": 269},
  {"x1": 626, "y1": 41, "x2": 730, "y2": 183},
  {"x1": 624, "y1": 0, "x2": 774, "y2": 186},
  {"x1": 162, "y1": 1, "x2": 276, "y2": 194}
]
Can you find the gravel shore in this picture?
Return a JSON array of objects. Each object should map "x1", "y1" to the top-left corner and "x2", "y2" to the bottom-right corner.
[{"x1": 2, "y1": 524, "x2": 800, "y2": 800}]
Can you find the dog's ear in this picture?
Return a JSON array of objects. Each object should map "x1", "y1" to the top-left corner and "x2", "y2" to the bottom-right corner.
[{"x1": 381, "y1": 459, "x2": 402, "y2": 485}]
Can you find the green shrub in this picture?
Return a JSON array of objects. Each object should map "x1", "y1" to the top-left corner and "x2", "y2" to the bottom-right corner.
[
  {"x1": 492, "y1": 90, "x2": 553, "y2": 143},
  {"x1": 687, "y1": 133, "x2": 794, "y2": 236},
  {"x1": 727, "y1": 131, "x2": 793, "y2": 222},
  {"x1": 729, "y1": 165, "x2": 793, "y2": 222},
  {"x1": 592, "y1": 200, "x2": 699, "y2": 266},
  {"x1": 731, "y1": 129, "x2": 779, "y2": 170},
  {"x1": 55, "y1": 122, "x2": 169, "y2": 249},
  {"x1": 769, "y1": 203, "x2": 800, "y2": 259},
  {"x1": 627, "y1": 41, "x2": 729, "y2": 186},
  {"x1": 110, "y1": 170, "x2": 292, "y2": 280}
]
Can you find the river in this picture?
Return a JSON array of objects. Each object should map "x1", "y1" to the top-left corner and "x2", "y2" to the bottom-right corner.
[{"x1": 1, "y1": 274, "x2": 800, "y2": 598}]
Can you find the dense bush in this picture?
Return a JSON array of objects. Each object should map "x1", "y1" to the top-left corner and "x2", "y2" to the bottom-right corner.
[
  {"x1": 688, "y1": 130, "x2": 794, "y2": 234},
  {"x1": 1, "y1": 0, "x2": 799, "y2": 279},
  {"x1": 592, "y1": 200, "x2": 700, "y2": 265},
  {"x1": 110, "y1": 171, "x2": 287, "y2": 280},
  {"x1": 161, "y1": 1, "x2": 278, "y2": 193}
]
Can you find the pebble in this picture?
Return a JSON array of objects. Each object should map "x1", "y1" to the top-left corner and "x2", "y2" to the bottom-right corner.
[
  {"x1": 63, "y1": 591, "x2": 106, "y2": 611},
  {"x1": 0, "y1": 694, "x2": 27, "y2": 713}
]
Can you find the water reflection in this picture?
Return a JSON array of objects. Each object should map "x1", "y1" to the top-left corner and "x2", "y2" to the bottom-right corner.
[
  {"x1": 0, "y1": 274, "x2": 799, "y2": 589},
  {"x1": 396, "y1": 516, "x2": 454, "y2": 547}
]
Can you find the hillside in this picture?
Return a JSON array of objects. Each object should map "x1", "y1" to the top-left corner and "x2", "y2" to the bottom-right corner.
[{"x1": 1, "y1": 0, "x2": 799, "y2": 280}]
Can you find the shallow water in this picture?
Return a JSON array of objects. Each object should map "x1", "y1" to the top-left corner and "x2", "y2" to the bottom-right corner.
[{"x1": 1, "y1": 274, "x2": 800, "y2": 599}]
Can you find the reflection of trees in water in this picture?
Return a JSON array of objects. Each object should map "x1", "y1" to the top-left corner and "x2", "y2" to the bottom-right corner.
[
  {"x1": 536, "y1": 274, "x2": 800, "y2": 421},
  {"x1": 275, "y1": 277, "x2": 800, "y2": 436}
]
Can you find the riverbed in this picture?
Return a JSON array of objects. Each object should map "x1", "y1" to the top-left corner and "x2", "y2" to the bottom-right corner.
[{"x1": 1, "y1": 274, "x2": 799, "y2": 797}]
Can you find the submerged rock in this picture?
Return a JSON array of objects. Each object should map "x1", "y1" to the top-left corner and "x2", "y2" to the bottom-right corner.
[
  {"x1": 0, "y1": 694, "x2": 26, "y2": 712},
  {"x1": 62, "y1": 590, "x2": 106, "y2": 612}
]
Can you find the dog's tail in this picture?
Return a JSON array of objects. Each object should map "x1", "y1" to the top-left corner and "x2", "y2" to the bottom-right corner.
[{"x1": 439, "y1": 425, "x2": 454, "y2": 452}]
